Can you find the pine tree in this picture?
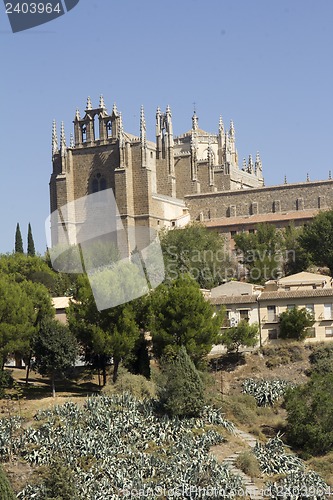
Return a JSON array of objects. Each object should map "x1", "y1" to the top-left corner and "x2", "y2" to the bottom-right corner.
[
  {"x1": 15, "y1": 223, "x2": 23, "y2": 253},
  {"x1": 27, "y1": 223, "x2": 35, "y2": 256}
]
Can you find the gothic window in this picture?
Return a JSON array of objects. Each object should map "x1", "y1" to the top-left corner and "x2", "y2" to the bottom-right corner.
[
  {"x1": 106, "y1": 120, "x2": 112, "y2": 138},
  {"x1": 93, "y1": 114, "x2": 100, "y2": 141},
  {"x1": 82, "y1": 124, "x2": 87, "y2": 142},
  {"x1": 91, "y1": 173, "x2": 107, "y2": 193}
]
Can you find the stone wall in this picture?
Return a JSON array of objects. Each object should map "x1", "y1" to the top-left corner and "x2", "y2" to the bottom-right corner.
[{"x1": 185, "y1": 180, "x2": 333, "y2": 220}]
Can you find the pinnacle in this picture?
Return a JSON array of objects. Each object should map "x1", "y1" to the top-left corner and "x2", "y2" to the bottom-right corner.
[
  {"x1": 99, "y1": 95, "x2": 106, "y2": 108},
  {"x1": 86, "y1": 96, "x2": 92, "y2": 110}
]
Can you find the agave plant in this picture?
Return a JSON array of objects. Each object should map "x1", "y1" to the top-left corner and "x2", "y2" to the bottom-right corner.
[
  {"x1": 254, "y1": 434, "x2": 304, "y2": 475},
  {"x1": 242, "y1": 378, "x2": 294, "y2": 406},
  {"x1": 13, "y1": 393, "x2": 242, "y2": 499},
  {"x1": 266, "y1": 470, "x2": 329, "y2": 500}
]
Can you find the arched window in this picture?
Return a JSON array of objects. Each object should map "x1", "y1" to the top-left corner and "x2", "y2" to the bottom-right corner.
[
  {"x1": 81, "y1": 124, "x2": 87, "y2": 142},
  {"x1": 91, "y1": 173, "x2": 107, "y2": 193},
  {"x1": 93, "y1": 114, "x2": 100, "y2": 141},
  {"x1": 106, "y1": 120, "x2": 112, "y2": 138}
]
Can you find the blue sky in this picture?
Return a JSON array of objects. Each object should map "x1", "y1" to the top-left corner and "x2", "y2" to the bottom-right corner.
[{"x1": 1, "y1": 0, "x2": 333, "y2": 254}]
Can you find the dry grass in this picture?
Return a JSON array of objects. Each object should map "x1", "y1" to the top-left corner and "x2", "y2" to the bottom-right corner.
[
  {"x1": 235, "y1": 451, "x2": 261, "y2": 478},
  {"x1": 307, "y1": 452, "x2": 333, "y2": 487}
]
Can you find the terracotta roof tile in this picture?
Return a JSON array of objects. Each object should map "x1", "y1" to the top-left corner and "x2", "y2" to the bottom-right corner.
[
  {"x1": 210, "y1": 294, "x2": 258, "y2": 305},
  {"x1": 259, "y1": 288, "x2": 333, "y2": 301}
]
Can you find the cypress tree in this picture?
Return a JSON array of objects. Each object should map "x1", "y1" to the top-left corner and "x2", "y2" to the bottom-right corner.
[
  {"x1": 27, "y1": 223, "x2": 35, "y2": 256},
  {"x1": 15, "y1": 223, "x2": 23, "y2": 253},
  {"x1": 161, "y1": 346, "x2": 205, "y2": 418}
]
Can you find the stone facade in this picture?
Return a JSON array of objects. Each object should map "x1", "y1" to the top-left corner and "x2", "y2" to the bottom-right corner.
[{"x1": 49, "y1": 97, "x2": 332, "y2": 248}]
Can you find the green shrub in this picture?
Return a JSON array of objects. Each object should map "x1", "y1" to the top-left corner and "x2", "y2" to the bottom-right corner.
[
  {"x1": 222, "y1": 394, "x2": 258, "y2": 426},
  {"x1": 0, "y1": 465, "x2": 15, "y2": 500},
  {"x1": 102, "y1": 367, "x2": 156, "y2": 400},
  {"x1": 235, "y1": 451, "x2": 261, "y2": 478},
  {"x1": 0, "y1": 370, "x2": 13, "y2": 398},
  {"x1": 159, "y1": 346, "x2": 205, "y2": 418},
  {"x1": 308, "y1": 343, "x2": 333, "y2": 376},
  {"x1": 285, "y1": 372, "x2": 333, "y2": 456},
  {"x1": 43, "y1": 459, "x2": 78, "y2": 500}
]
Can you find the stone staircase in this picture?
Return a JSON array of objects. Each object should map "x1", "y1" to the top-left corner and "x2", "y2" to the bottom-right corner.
[
  {"x1": 222, "y1": 451, "x2": 264, "y2": 499},
  {"x1": 212, "y1": 427, "x2": 265, "y2": 499}
]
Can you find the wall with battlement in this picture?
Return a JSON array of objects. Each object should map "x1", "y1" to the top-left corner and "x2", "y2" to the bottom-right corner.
[{"x1": 185, "y1": 179, "x2": 333, "y2": 221}]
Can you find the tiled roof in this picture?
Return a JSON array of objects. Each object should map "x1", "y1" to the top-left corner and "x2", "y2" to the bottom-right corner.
[
  {"x1": 203, "y1": 209, "x2": 320, "y2": 229},
  {"x1": 210, "y1": 294, "x2": 258, "y2": 305},
  {"x1": 277, "y1": 271, "x2": 331, "y2": 285},
  {"x1": 259, "y1": 288, "x2": 333, "y2": 301}
]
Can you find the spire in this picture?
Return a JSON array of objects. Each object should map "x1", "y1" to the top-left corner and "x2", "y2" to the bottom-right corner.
[
  {"x1": 242, "y1": 158, "x2": 247, "y2": 171},
  {"x1": 75, "y1": 108, "x2": 80, "y2": 121},
  {"x1": 118, "y1": 112, "x2": 124, "y2": 138},
  {"x1": 140, "y1": 105, "x2": 147, "y2": 148},
  {"x1": 60, "y1": 121, "x2": 67, "y2": 157},
  {"x1": 255, "y1": 151, "x2": 262, "y2": 176},
  {"x1": 119, "y1": 112, "x2": 125, "y2": 166},
  {"x1": 306, "y1": 172, "x2": 310, "y2": 182},
  {"x1": 86, "y1": 96, "x2": 92, "y2": 110},
  {"x1": 70, "y1": 133, "x2": 75, "y2": 149},
  {"x1": 52, "y1": 119, "x2": 58, "y2": 156},
  {"x1": 218, "y1": 115, "x2": 224, "y2": 134},
  {"x1": 284, "y1": 175, "x2": 287, "y2": 184},
  {"x1": 192, "y1": 110, "x2": 198, "y2": 131},
  {"x1": 112, "y1": 102, "x2": 118, "y2": 116},
  {"x1": 229, "y1": 120, "x2": 235, "y2": 137},
  {"x1": 99, "y1": 95, "x2": 106, "y2": 109},
  {"x1": 247, "y1": 154, "x2": 254, "y2": 174},
  {"x1": 329, "y1": 170, "x2": 332, "y2": 180},
  {"x1": 207, "y1": 135, "x2": 213, "y2": 166}
]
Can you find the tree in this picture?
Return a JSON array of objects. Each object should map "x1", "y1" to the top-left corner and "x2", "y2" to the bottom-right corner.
[
  {"x1": 15, "y1": 223, "x2": 23, "y2": 253},
  {"x1": 282, "y1": 223, "x2": 311, "y2": 275},
  {"x1": 220, "y1": 320, "x2": 259, "y2": 355},
  {"x1": 160, "y1": 346, "x2": 205, "y2": 418},
  {"x1": 150, "y1": 274, "x2": 223, "y2": 367},
  {"x1": 299, "y1": 210, "x2": 333, "y2": 276},
  {"x1": 32, "y1": 319, "x2": 78, "y2": 397},
  {"x1": 285, "y1": 372, "x2": 333, "y2": 456},
  {"x1": 27, "y1": 223, "x2": 35, "y2": 256},
  {"x1": 279, "y1": 307, "x2": 314, "y2": 341},
  {"x1": 67, "y1": 273, "x2": 141, "y2": 384},
  {"x1": 160, "y1": 223, "x2": 237, "y2": 288},
  {"x1": 0, "y1": 275, "x2": 36, "y2": 368},
  {"x1": 0, "y1": 253, "x2": 73, "y2": 297},
  {"x1": 234, "y1": 223, "x2": 283, "y2": 284}
]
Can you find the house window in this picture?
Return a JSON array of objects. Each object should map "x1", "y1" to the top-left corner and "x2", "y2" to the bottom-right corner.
[
  {"x1": 267, "y1": 305, "x2": 276, "y2": 322},
  {"x1": 306, "y1": 327, "x2": 316, "y2": 338},
  {"x1": 230, "y1": 230, "x2": 237, "y2": 237},
  {"x1": 306, "y1": 304, "x2": 314, "y2": 317},
  {"x1": 268, "y1": 329, "x2": 278, "y2": 339},
  {"x1": 287, "y1": 304, "x2": 296, "y2": 310},
  {"x1": 239, "y1": 310, "x2": 250, "y2": 322},
  {"x1": 324, "y1": 304, "x2": 333, "y2": 320},
  {"x1": 325, "y1": 327, "x2": 333, "y2": 337}
]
